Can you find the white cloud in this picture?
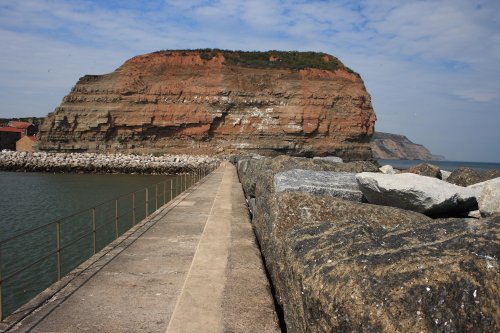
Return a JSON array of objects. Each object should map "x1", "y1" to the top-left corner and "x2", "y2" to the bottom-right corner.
[
  {"x1": 455, "y1": 90, "x2": 499, "y2": 103},
  {"x1": 0, "y1": 0, "x2": 499, "y2": 161}
]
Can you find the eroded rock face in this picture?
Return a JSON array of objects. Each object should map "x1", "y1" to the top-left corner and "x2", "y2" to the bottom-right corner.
[
  {"x1": 38, "y1": 50, "x2": 376, "y2": 159},
  {"x1": 371, "y1": 132, "x2": 444, "y2": 160}
]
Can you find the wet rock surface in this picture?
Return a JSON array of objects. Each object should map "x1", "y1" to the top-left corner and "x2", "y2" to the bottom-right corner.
[
  {"x1": 356, "y1": 172, "x2": 478, "y2": 217},
  {"x1": 0, "y1": 151, "x2": 219, "y2": 174}
]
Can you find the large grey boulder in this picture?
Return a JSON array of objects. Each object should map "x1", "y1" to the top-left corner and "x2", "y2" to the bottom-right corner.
[
  {"x1": 356, "y1": 172, "x2": 478, "y2": 217},
  {"x1": 237, "y1": 155, "x2": 378, "y2": 199},
  {"x1": 468, "y1": 177, "x2": 500, "y2": 216},
  {"x1": 440, "y1": 169, "x2": 452, "y2": 181},
  {"x1": 253, "y1": 190, "x2": 500, "y2": 333},
  {"x1": 403, "y1": 163, "x2": 442, "y2": 179},
  {"x1": 447, "y1": 167, "x2": 500, "y2": 186},
  {"x1": 240, "y1": 155, "x2": 499, "y2": 332},
  {"x1": 312, "y1": 156, "x2": 343, "y2": 163},
  {"x1": 379, "y1": 164, "x2": 398, "y2": 174},
  {"x1": 274, "y1": 169, "x2": 363, "y2": 201}
]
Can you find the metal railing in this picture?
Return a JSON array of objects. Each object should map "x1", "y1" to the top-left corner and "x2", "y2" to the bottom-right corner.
[{"x1": 0, "y1": 163, "x2": 219, "y2": 320}]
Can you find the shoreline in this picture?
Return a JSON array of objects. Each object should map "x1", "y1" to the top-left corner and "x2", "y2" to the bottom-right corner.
[
  {"x1": 0, "y1": 151, "x2": 220, "y2": 175},
  {"x1": 377, "y1": 158, "x2": 500, "y2": 172}
]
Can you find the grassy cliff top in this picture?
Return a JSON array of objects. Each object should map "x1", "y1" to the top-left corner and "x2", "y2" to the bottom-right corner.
[{"x1": 153, "y1": 49, "x2": 358, "y2": 73}]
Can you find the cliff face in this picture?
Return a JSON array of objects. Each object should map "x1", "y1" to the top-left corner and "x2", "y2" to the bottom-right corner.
[
  {"x1": 38, "y1": 50, "x2": 376, "y2": 160},
  {"x1": 371, "y1": 132, "x2": 445, "y2": 160}
]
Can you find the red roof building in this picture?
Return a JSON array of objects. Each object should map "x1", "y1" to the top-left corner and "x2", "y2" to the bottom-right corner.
[
  {"x1": 8, "y1": 121, "x2": 32, "y2": 129},
  {"x1": 0, "y1": 127, "x2": 23, "y2": 150},
  {"x1": 7, "y1": 121, "x2": 38, "y2": 136},
  {"x1": 0, "y1": 127, "x2": 23, "y2": 133}
]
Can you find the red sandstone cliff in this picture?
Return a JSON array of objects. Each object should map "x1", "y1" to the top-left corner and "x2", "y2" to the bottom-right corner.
[{"x1": 38, "y1": 50, "x2": 376, "y2": 160}]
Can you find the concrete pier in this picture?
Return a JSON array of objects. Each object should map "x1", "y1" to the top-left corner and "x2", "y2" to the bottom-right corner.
[{"x1": 3, "y1": 162, "x2": 280, "y2": 332}]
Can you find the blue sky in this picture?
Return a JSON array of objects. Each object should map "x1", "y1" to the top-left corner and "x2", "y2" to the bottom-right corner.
[{"x1": 0, "y1": 0, "x2": 499, "y2": 162}]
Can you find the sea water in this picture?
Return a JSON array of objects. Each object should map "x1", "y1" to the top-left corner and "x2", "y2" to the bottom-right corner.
[
  {"x1": 377, "y1": 159, "x2": 500, "y2": 171},
  {"x1": 0, "y1": 171, "x2": 182, "y2": 318}
]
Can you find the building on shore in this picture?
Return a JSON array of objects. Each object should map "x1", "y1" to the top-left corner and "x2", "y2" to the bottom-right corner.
[
  {"x1": 16, "y1": 135, "x2": 37, "y2": 152},
  {"x1": 0, "y1": 121, "x2": 39, "y2": 151},
  {"x1": 0, "y1": 127, "x2": 23, "y2": 150},
  {"x1": 8, "y1": 121, "x2": 38, "y2": 136}
]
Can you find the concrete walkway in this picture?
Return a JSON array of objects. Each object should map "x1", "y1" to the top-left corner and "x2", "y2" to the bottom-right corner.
[{"x1": 4, "y1": 162, "x2": 280, "y2": 333}]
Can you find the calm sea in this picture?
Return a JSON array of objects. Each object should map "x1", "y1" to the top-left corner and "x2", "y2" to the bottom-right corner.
[
  {"x1": 378, "y1": 159, "x2": 500, "y2": 171},
  {"x1": 0, "y1": 171, "x2": 184, "y2": 318}
]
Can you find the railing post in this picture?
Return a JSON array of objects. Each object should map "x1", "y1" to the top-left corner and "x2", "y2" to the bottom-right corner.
[
  {"x1": 115, "y1": 199, "x2": 119, "y2": 239},
  {"x1": 170, "y1": 179, "x2": 173, "y2": 202},
  {"x1": 0, "y1": 246, "x2": 3, "y2": 321},
  {"x1": 155, "y1": 184, "x2": 158, "y2": 211},
  {"x1": 145, "y1": 188, "x2": 149, "y2": 217},
  {"x1": 56, "y1": 222, "x2": 61, "y2": 280},
  {"x1": 163, "y1": 181, "x2": 166, "y2": 206},
  {"x1": 132, "y1": 192, "x2": 136, "y2": 225},
  {"x1": 92, "y1": 208, "x2": 96, "y2": 254},
  {"x1": 174, "y1": 177, "x2": 177, "y2": 198}
]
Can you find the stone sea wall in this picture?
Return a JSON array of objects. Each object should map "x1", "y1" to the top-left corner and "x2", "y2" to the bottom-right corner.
[
  {"x1": 235, "y1": 155, "x2": 499, "y2": 332},
  {"x1": 0, "y1": 151, "x2": 219, "y2": 174}
]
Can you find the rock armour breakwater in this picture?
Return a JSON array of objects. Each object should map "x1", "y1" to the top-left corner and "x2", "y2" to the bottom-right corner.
[
  {"x1": 236, "y1": 156, "x2": 499, "y2": 332},
  {"x1": 0, "y1": 151, "x2": 219, "y2": 174}
]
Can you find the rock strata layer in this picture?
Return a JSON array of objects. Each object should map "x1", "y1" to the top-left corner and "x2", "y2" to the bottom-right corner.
[
  {"x1": 38, "y1": 50, "x2": 376, "y2": 160},
  {"x1": 0, "y1": 151, "x2": 218, "y2": 174}
]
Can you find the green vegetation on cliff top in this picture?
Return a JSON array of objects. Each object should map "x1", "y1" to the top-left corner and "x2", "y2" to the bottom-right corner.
[{"x1": 154, "y1": 49, "x2": 359, "y2": 74}]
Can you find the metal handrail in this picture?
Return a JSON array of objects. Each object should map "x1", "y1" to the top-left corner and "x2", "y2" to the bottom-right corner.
[{"x1": 0, "y1": 162, "x2": 220, "y2": 321}]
